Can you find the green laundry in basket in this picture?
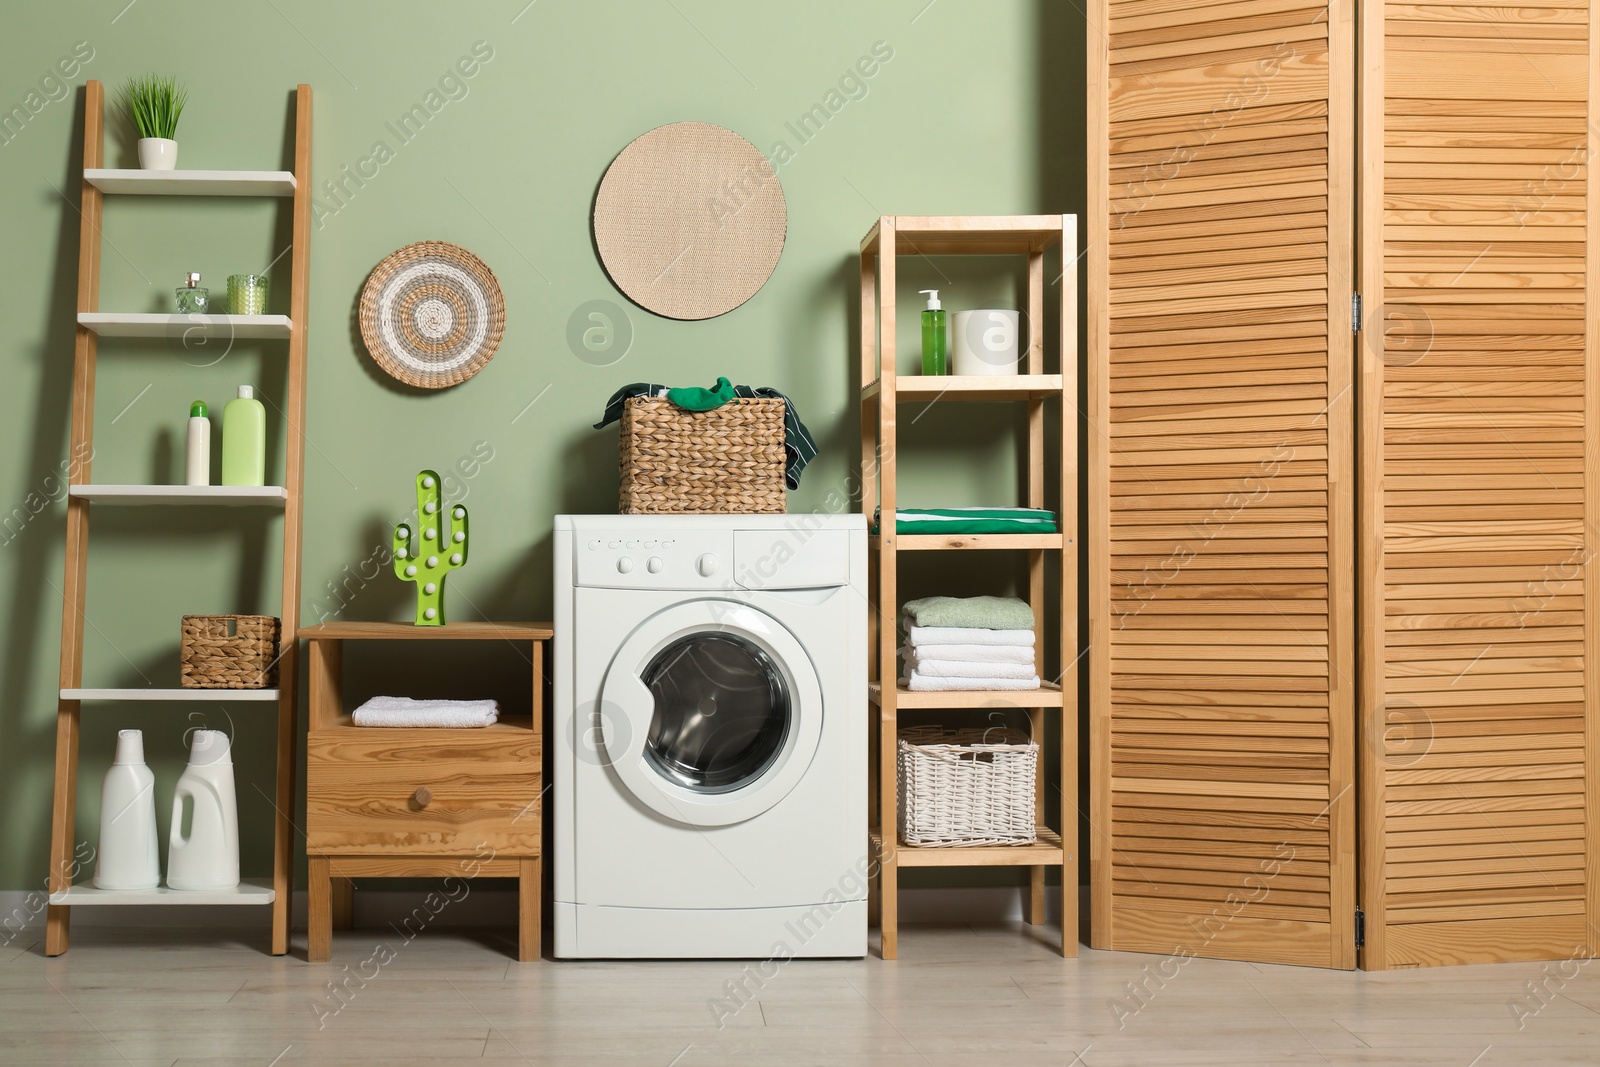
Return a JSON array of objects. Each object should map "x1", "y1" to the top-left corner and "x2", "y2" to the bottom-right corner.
[{"x1": 664, "y1": 376, "x2": 736, "y2": 411}]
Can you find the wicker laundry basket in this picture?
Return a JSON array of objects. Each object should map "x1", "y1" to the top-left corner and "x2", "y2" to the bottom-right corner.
[
  {"x1": 618, "y1": 396, "x2": 786, "y2": 514},
  {"x1": 898, "y1": 725, "x2": 1038, "y2": 847},
  {"x1": 179, "y1": 615, "x2": 280, "y2": 689}
]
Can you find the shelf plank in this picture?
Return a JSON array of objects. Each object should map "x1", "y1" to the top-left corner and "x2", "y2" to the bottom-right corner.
[
  {"x1": 871, "y1": 829, "x2": 1066, "y2": 867},
  {"x1": 301, "y1": 620, "x2": 554, "y2": 641},
  {"x1": 861, "y1": 215, "x2": 1065, "y2": 256},
  {"x1": 321, "y1": 713, "x2": 535, "y2": 735},
  {"x1": 50, "y1": 877, "x2": 276, "y2": 906},
  {"x1": 875, "y1": 533, "x2": 1066, "y2": 551},
  {"x1": 869, "y1": 681, "x2": 1063, "y2": 709},
  {"x1": 68, "y1": 485, "x2": 288, "y2": 506},
  {"x1": 78, "y1": 312, "x2": 292, "y2": 339},
  {"x1": 863, "y1": 375, "x2": 1064, "y2": 402},
  {"x1": 84, "y1": 169, "x2": 296, "y2": 196},
  {"x1": 62, "y1": 687, "x2": 279, "y2": 702}
]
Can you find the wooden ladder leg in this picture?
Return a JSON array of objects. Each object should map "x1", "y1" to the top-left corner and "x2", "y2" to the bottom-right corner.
[
  {"x1": 45, "y1": 702, "x2": 81, "y2": 957},
  {"x1": 308, "y1": 856, "x2": 332, "y2": 962},
  {"x1": 48, "y1": 79, "x2": 106, "y2": 961},
  {"x1": 270, "y1": 645, "x2": 298, "y2": 956},
  {"x1": 518, "y1": 857, "x2": 540, "y2": 962},
  {"x1": 273, "y1": 81, "x2": 314, "y2": 959}
]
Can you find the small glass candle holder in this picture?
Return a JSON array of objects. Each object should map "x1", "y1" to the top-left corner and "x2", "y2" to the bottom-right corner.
[{"x1": 227, "y1": 274, "x2": 269, "y2": 315}]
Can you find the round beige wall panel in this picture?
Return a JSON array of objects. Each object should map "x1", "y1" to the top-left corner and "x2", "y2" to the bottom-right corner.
[{"x1": 593, "y1": 121, "x2": 787, "y2": 320}]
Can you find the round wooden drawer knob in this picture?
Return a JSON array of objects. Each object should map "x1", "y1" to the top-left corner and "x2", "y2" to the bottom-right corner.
[{"x1": 412, "y1": 786, "x2": 432, "y2": 809}]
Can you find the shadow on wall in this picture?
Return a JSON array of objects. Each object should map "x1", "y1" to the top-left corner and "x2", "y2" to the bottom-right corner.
[
  {"x1": 0, "y1": 88, "x2": 89, "y2": 878},
  {"x1": 1037, "y1": 0, "x2": 1090, "y2": 894}
]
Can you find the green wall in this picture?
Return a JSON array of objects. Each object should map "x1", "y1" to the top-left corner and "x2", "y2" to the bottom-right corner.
[{"x1": 0, "y1": 0, "x2": 1083, "y2": 890}]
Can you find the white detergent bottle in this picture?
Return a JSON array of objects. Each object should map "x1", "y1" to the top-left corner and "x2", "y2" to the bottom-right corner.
[
  {"x1": 94, "y1": 730, "x2": 160, "y2": 890},
  {"x1": 166, "y1": 729, "x2": 240, "y2": 890}
]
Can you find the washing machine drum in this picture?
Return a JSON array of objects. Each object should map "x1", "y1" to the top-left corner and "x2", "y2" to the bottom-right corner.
[{"x1": 598, "y1": 600, "x2": 823, "y2": 827}]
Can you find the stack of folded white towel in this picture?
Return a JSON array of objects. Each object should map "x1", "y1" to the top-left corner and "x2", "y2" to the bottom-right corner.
[
  {"x1": 899, "y1": 596, "x2": 1040, "y2": 692},
  {"x1": 352, "y1": 696, "x2": 500, "y2": 728}
]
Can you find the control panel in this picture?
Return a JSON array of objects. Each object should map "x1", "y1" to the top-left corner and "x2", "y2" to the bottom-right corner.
[
  {"x1": 574, "y1": 529, "x2": 735, "y2": 590},
  {"x1": 571, "y1": 525, "x2": 851, "y2": 591}
]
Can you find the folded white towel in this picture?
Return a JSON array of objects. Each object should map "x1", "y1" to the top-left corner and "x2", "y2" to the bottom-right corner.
[
  {"x1": 353, "y1": 696, "x2": 499, "y2": 728},
  {"x1": 906, "y1": 625, "x2": 1034, "y2": 647},
  {"x1": 902, "y1": 643, "x2": 1036, "y2": 664},
  {"x1": 903, "y1": 656, "x2": 1038, "y2": 680},
  {"x1": 903, "y1": 671, "x2": 1041, "y2": 691}
]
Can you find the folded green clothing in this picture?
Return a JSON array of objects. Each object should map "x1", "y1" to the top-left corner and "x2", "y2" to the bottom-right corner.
[
  {"x1": 902, "y1": 595, "x2": 1035, "y2": 631},
  {"x1": 874, "y1": 507, "x2": 1058, "y2": 535}
]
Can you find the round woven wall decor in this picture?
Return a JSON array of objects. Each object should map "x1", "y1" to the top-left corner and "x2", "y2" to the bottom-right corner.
[
  {"x1": 593, "y1": 121, "x2": 787, "y2": 320},
  {"x1": 359, "y1": 241, "x2": 505, "y2": 389}
]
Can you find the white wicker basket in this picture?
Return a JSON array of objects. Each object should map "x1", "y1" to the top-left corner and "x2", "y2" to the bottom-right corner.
[{"x1": 897, "y1": 725, "x2": 1038, "y2": 847}]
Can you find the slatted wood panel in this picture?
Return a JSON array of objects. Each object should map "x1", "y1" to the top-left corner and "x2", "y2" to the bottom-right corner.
[
  {"x1": 1089, "y1": 0, "x2": 1357, "y2": 966},
  {"x1": 1358, "y1": 0, "x2": 1600, "y2": 968}
]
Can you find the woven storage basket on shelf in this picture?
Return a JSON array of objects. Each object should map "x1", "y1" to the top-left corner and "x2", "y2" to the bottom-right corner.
[
  {"x1": 898, "y1": 725, "x2": 1038, "y2": 847},
  {"x1": 179, "y1": 615, "x2": 280, "y2": 689},
  {"x1": 618, "y1": 396, "x2": 786, "y2": 514}
]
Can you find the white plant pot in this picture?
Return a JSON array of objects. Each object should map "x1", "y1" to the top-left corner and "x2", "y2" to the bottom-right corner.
[{"x1": 138, "y1": 137, "x2": 178, "y2": 170}]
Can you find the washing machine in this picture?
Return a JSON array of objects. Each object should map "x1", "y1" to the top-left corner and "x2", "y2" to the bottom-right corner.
[{"x1": 553, "y1": 514, "x2": 867, "y2": 958}]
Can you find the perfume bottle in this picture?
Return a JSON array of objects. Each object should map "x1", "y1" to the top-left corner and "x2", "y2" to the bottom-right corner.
[{"x1": 175, "y1": 272, "x2": 209, "y2": 314}]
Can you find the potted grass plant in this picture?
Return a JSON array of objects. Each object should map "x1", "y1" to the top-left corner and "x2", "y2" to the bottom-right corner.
[{"x1": 121, "y1": 75, "x2": 187, "y2": 170}]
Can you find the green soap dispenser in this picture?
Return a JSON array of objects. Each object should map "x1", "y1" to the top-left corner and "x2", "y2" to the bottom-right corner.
[
  {"x1": 220, "y1": 385, "x2": 266, "y2": 487},
  {"x1": 919, "y1": 289, "x2": 947, "y2": 375}
]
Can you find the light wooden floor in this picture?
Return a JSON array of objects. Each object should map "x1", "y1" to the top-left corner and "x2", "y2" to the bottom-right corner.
[{"x1": 6, "y1": 923, "x2": 1599, "y2": 1065}]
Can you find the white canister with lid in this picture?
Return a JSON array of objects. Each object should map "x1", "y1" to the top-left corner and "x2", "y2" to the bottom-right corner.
[{"x1": 950, "y1": 309, "x2": 1023, "y2": 376}]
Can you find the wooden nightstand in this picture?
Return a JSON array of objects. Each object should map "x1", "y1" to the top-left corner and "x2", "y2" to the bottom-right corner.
[{"x1": 300, "y1": 621, "x2": 553, "y2": 962}]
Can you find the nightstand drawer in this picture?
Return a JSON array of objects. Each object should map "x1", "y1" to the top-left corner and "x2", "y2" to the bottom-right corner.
[{"x1": 306, "y1": 726, "x2": 541, "y2": 856}]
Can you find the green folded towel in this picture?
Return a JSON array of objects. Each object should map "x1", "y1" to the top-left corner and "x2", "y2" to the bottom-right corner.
[
  {"x1": 874, "y1": 507, "x2": 1057, "y2": 535},
  {"x1": 902, "y1": 595, "x2": 1035, "y2": 631}
]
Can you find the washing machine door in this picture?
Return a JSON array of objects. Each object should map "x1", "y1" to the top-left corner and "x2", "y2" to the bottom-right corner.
[{"x1": 598, "y1": 599, "x2": 823, "y2": 827}]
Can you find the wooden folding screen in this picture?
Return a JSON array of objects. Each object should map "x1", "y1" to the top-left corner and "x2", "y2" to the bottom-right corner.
[
  {"x1": 1087, "y1": 0, "x2": 1358, "y2": 966},
  {"x1": 1357, "y1": 0, "x2": 1600, "y2": 968}
]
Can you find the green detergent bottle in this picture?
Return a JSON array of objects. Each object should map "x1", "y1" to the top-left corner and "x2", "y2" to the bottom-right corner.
[
  {"x1": 919, "y1": 289, "x2": 947, "y2": 375},
  {"x1": 220, "y1": 385, "x2": 266, "y2": 487}
]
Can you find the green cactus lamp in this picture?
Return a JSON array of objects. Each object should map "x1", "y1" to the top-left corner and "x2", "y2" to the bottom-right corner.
[{"x1": 392, "y1": 469, "x2": 469, "y2": 625}]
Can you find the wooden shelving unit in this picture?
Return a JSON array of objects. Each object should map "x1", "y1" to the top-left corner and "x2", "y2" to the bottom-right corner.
[
  {"x1": 46, "y1": 81, "x2": 312, "y2": 956},
  {"x1": 859, "y1": 215, "x2": 1079, "y2": 958}
]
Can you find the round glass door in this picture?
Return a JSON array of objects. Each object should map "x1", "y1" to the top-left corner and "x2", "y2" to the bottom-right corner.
[
  {"x1": 598, "y1": 600, "x2": 824, "y2": 827},
  {"x1": 643, "y1": 633, "x2": 791, "y2": 793}
]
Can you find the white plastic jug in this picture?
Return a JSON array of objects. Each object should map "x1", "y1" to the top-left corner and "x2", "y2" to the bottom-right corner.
[
  {"x1": 166, "y1": 729, "x2": 239, "y2": 891},
  {"x1": 94, "y1": 729, "x2": 160, "y2": 890}
]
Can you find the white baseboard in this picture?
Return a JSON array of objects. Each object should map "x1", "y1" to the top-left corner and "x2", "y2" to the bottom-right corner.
[{"x1": 1, "y1": 885, "x2": 1080, "y2": 941}]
